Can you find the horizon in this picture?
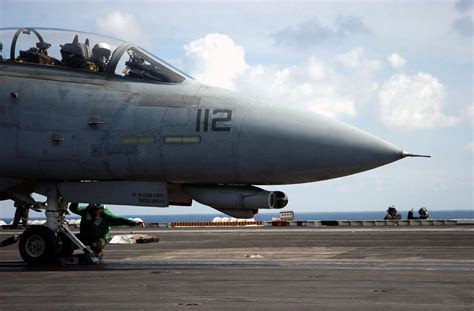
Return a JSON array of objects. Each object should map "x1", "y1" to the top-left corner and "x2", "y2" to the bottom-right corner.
[{"x1": 1, "y1": 208, "x2": 472, "y2": 221}]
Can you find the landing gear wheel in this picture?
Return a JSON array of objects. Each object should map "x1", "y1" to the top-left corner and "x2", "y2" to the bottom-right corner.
[
  {"x1": 57, "y1": 232, "x2": 75, "y2": 257},
  {"x1": 19, "y1": 226, "x2": 60, "y2": 265}
]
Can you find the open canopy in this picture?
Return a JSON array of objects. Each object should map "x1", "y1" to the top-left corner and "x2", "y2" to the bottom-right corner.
[{"x1": 0, "y1": 27, "x2": 188, "y2": 83}]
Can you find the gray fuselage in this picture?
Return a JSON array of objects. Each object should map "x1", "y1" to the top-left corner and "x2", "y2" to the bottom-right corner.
[{"x1": 0, "y1": 62, "x2": 403, "y2": 186}]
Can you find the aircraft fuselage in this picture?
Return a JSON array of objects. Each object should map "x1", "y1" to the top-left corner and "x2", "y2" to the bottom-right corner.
[{"x1": 0, "y1": 63, "x2": 403, "y2": 185}]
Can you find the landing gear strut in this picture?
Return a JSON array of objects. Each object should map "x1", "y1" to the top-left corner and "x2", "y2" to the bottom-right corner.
[{"x1": 17, "y1": 192, "x2": 98, "y2": 265}]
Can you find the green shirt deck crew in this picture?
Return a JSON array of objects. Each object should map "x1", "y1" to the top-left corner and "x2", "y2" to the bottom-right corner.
[{"x1": 69, "y1": 203, "x2": 141, "y2": 242}]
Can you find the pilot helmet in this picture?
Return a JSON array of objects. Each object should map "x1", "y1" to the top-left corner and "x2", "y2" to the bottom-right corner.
[
  {"x1": 419, "y1": 207, "x2": 428, "y2": 215},
  {"x1": 92, "y1": 42, "x2": 111, "y2": 61}
]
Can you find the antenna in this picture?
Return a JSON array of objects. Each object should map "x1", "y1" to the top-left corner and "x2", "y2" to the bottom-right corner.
[{"x1": 401, "y1": 151, "x2": 431, "y2": 158}]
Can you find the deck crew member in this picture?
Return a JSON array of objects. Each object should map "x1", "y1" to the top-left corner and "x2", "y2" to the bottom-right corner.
[
  {"x1": 384, "y1": 206, "x2": 401, "y2": 220},
  {"x1": 407, "y1": 207, "x2": 429, "y2": 220},
  {"x1": 69, "y1": 203, "x2": 145, "y2": 257}
]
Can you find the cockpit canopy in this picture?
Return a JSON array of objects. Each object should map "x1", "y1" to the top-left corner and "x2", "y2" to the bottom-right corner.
[{"x1": 0, "y1": 27, "x2": 187, "y2": 83}]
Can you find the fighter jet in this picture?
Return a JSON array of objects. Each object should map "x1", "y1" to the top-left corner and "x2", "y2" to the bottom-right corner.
[{"x1": 0, "y1": 28, "x2": 429, "y2": 264}]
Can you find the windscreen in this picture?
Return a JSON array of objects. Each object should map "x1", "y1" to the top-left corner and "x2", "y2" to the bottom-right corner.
[
  {"x1": 0, "y1": 28, "x2": 188, "y2": 83},
  {"x1": 0, "y1": 28, "x2": 123, "y2": 74},
  {"x1": 113, "y1": 46, "x2": 185, "y2": 83}
]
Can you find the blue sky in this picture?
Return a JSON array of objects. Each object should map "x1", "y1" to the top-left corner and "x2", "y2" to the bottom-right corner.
[{"x1": 0, "y1": 0, "x2": 472, "y2": 217}]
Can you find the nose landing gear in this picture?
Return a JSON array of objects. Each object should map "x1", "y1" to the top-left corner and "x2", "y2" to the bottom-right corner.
[
  {"x1": 19, "y1": 225, "x2": 60, "y2": 264},
  {"x1": 16, "y1": 192, "x2": 98, "y2": 265}
]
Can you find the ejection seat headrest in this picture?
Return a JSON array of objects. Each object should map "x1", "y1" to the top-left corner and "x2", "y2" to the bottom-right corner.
[{"x1": 60, "y1": 34, "x2": 93, "y2": 68}]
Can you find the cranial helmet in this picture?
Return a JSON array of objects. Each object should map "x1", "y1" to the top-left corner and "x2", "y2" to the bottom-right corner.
[{"x1": 89, "y1": 203, "x2": 105, "y2": 211}]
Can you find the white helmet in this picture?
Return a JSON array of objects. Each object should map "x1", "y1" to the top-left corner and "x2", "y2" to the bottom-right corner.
[{"x1": 92, "y1": 42, "x2": 111, "y2": 61}]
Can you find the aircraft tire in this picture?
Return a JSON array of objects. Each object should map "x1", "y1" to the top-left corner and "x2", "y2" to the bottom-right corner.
[
  {"x1": 19, "y1": 225, "x2": 60, "y2": 265},
  {"x1": 57, "y1": 232, "x2": 75, "y2": 257}
]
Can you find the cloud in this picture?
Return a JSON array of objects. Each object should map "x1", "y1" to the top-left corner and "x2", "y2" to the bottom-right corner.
[
  {"x1": 455, "y1": 0, "x2": 474, "y2": 12},
  {"x1": 387, "y1": 53, "x2": 407, "y2": 68},
  {"x1": 234, "y1": 57, "x2": 357, "y2": 118},
  {"x1": 335, "y1": 15, "x2": 371, "y2": 37},
  {"x1": 466, "y1": 104, "x2": 474, "y2": 125},
  {"x1": 272, "y1": 16, "x2": 370, "y2": 49},
  {"x1": 377, "y1": 73, "x2": 459, "y2": 130},
  {"x1": 452, "y1": 16, "x2": 474, "y2": 37},
  {"x1": 336, "y1": 47, "x2": 382, "y2": 70},
  {"x1": 95, "y1": 11, "x2": 150, "y2": 47},
  {"x1": 467, "y1": 142, "x2": 474, "y2": 153},
  {"x1": 182, "y1": 33, "x2": 357, "y2": 118},
  {"x1": 334, "y1": 48, "x2": 382, "y2": 104},
  {"x1": 182, "y1": 34, "x2": 463, "y2": 131},
  {"x1": 183, "y1": 33, "x2": 248, "y2": 90}
]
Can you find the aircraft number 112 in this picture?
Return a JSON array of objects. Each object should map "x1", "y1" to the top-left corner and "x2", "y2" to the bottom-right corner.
[{"x1": 196, "y1": 109, "x2": 232, "y2": 132}]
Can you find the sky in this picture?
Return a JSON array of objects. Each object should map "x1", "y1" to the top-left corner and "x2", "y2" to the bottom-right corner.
[{"x1": 0, "y1": 0, "x2": 472, "y2": 218}]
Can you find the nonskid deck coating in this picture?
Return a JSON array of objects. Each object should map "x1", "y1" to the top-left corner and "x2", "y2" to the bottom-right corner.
[{"x1": 0, "y1": 226, "x2": 473, "y2": 310}]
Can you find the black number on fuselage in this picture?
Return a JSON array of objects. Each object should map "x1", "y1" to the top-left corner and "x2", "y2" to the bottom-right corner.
[
  {"x1": 212, "y1": 109, "x2": 232, "y2": 132},
  {"x1": 196, "y1": 109, "x2": 232, "y2": 132}
]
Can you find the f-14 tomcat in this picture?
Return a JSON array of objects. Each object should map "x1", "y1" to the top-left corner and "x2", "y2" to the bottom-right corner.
[{"x1": 0, "y1": 28, "x2": 428, "y2": 264}]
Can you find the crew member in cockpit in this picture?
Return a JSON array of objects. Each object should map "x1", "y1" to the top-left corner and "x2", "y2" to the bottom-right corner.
[{"x1": 91, "y1": 42, "x2": 111, "y2": 72}]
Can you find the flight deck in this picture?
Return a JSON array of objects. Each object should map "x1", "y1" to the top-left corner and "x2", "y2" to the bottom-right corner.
[{"x1": 0, "y1": 226, "x2": 473, "y2": 310}]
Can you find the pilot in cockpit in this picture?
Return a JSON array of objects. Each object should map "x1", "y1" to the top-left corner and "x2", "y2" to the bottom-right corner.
[{"x1": 92, "y1": 42, "x2": 111, "y2": 72}]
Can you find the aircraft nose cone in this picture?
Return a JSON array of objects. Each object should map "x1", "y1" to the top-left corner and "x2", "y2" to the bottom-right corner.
[
  {"x1": 293, "y1": 113, "x2": 404, "y2": 181},
  {"x1": 326, "y1": 119, "x2": 403, "y2": 168},
  {"x1": 236, "y1": 105, "x2": 404, "y2": 184}
]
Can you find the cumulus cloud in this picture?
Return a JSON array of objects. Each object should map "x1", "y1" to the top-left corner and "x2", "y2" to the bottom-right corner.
[
  {"x1": 336, "y1": 47, "x2": 382, "y2": 70},
  {"x1": 455, "y1": 0, "x2": 473, "y2": 12},
  {"x1": 377, "y1": 73, "x2": 459, "y2": 130},
  {"x1": 234, "y1": 57, "x2": 357, "y2": 118},
  {"x1": 272, "y1": 16, "x2": 370, "y2": 49},
  {"x1": 452, "y1": 16, "x2": 474, "y2": 37},
  {"x1": 183, "y1": 34, "x2": 248, "y2": 90},
  {"x1": 334, "y1": 48, "x2": 382, "y2": 104},
  {"x1": 183, "y1": 33, "x2": 357, "y2": 118},
  {"x1": 182, "y1": 33, "x2": 462, "y2": 129},
  {"x1": 387, "y1": 53, "x2": 407, "y2": 68},
  {"x1": 96, "y1": 11, "x2": 150, "y2": 47}
]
